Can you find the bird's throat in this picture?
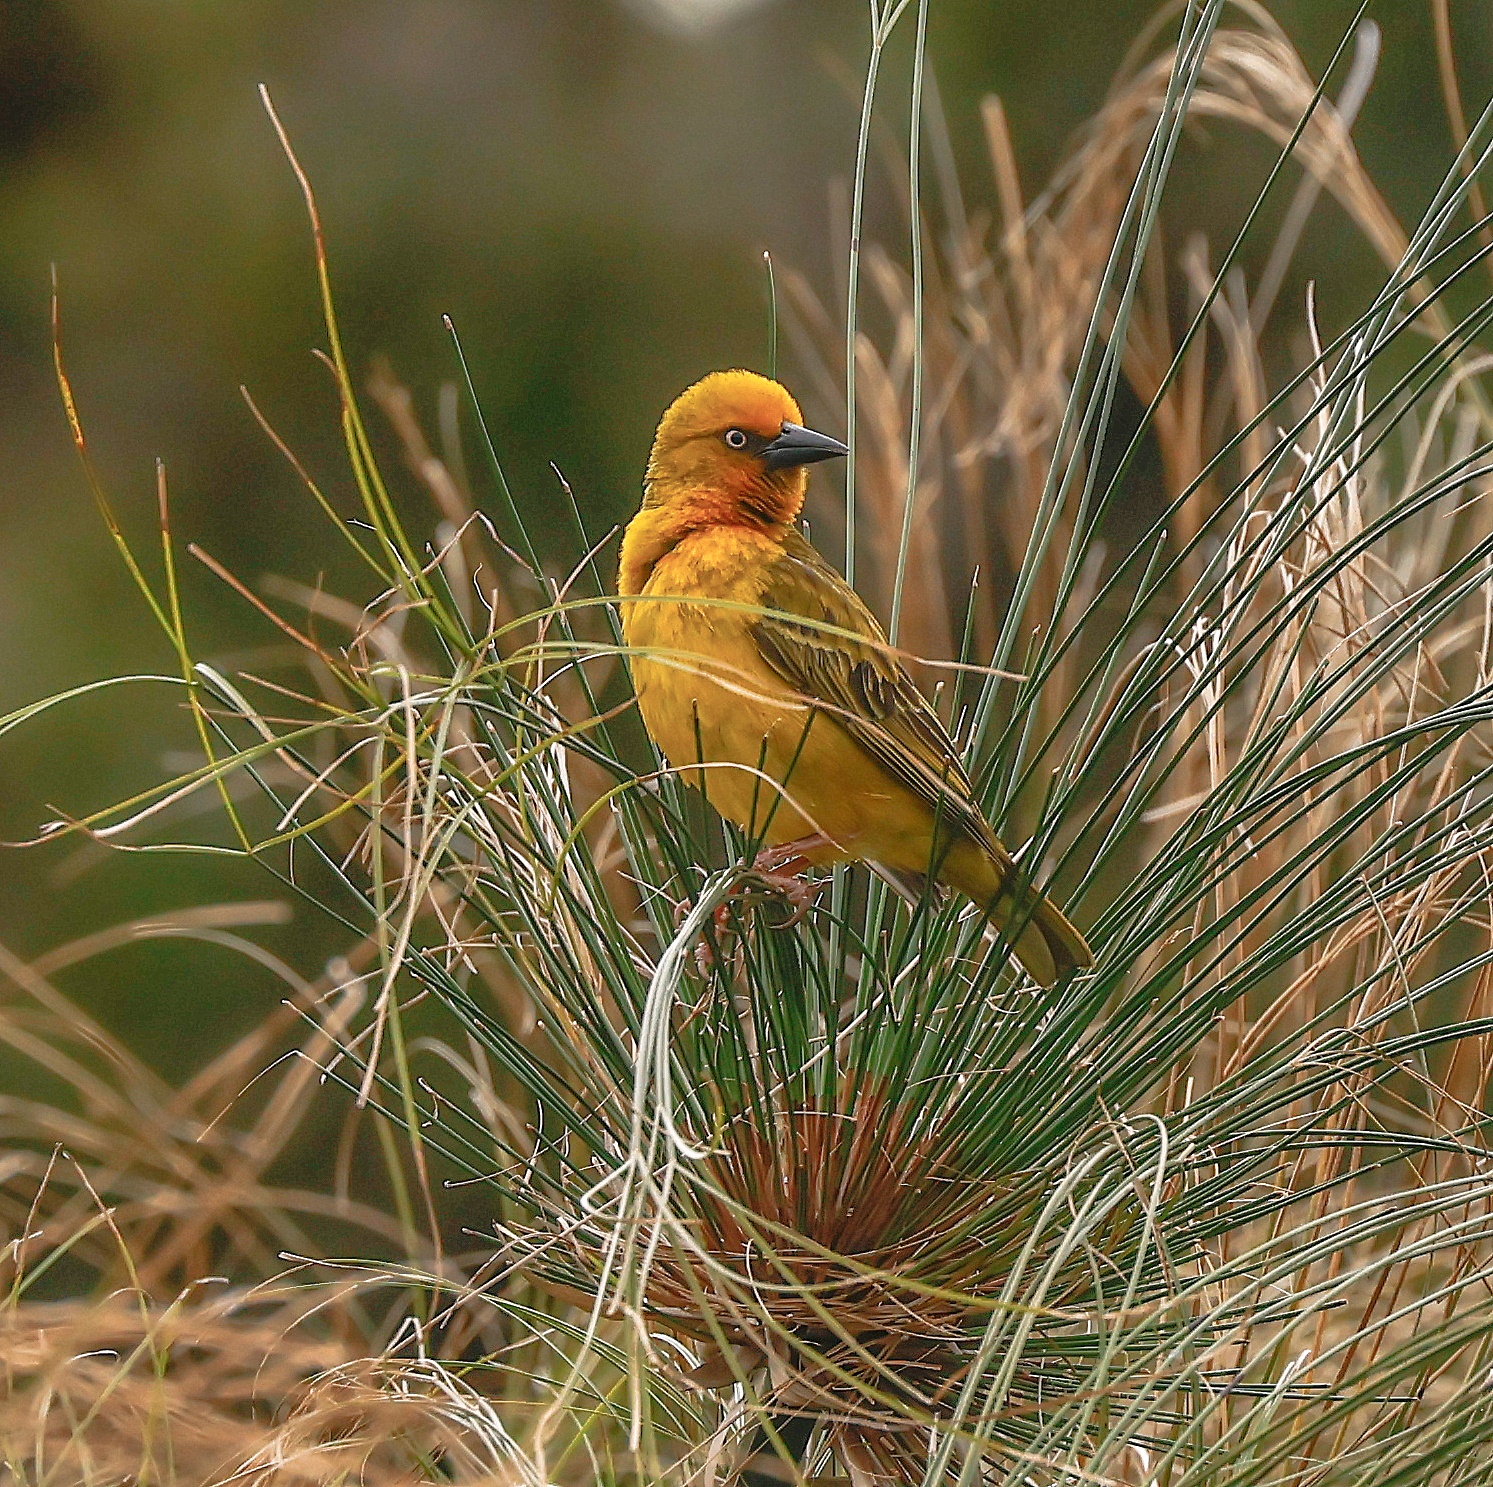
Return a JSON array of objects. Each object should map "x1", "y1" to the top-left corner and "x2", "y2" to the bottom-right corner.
[{"x1": 618, "y1": 495, "x2": 787, "y2": 597}]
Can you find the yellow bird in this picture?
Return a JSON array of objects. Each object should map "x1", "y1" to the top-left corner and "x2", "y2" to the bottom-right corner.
[{"x1": 618, "y1": 370, "x2": 1092, "y2": 986}]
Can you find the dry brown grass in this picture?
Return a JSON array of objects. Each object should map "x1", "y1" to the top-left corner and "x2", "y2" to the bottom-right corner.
[
  {"x1": 0, "y1": 901, "x2": 570, "y2": 1484},
  {"x1": 786, "y1": 3, "x2": 1422, "y2": 697}
]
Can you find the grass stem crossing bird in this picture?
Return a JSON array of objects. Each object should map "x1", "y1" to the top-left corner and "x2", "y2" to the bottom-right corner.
[{"x1": 618, "y1": 369, "x2": 1091, "y2": 986}]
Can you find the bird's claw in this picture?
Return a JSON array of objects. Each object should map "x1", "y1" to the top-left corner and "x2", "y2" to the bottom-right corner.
[
  {"x1": 680, "y1": 857, "x2": 821, "y2": 976},
  {"x1": 744, "y1": 866, "x2": 817, "y2": 928}
]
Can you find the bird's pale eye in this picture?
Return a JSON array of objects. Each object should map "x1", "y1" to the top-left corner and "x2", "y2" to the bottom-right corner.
[{"x1": 724, "y1": 428, "x2": 749, "y2": 450}]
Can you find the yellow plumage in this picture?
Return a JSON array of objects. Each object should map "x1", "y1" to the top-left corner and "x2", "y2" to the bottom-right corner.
[{"x1": 619, "y1": 370, "x2": 1091, "y2": 986}]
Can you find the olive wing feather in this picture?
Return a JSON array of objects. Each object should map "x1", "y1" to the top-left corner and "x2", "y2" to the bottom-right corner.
[{"x1": 749, "y1": 530, "x2": 997, "y2": 855}]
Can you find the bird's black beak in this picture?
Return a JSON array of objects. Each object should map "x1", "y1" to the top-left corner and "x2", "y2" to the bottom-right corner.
[{"x1": 761, "y1": 421, "x2": 849, "y2": 471}]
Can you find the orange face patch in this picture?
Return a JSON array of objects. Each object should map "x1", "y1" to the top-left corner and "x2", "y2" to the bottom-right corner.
[{"x1": 644, "y1": 370, "x2": 812, "y2": 528}]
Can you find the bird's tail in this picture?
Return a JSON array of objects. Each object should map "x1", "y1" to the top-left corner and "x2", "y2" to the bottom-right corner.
[
  {"x1": 944, "y1": 841, "x2": 1093, "y2": 988},
  {"x1": 994, "y1": 880, "x2": 1093, "y2": 987}
]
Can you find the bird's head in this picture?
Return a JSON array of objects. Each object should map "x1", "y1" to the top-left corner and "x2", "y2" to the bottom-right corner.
[{"x1": 643, "y1": 369, "x2": 846, "y2": 528}]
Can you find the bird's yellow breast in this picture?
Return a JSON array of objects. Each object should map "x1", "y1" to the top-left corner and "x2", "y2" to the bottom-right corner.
[
  {"x1": 620, "y1": 524, "x2": 931, "y2": 859},
  {"x1": 623, "y1": 526, "x2": 808, "y2": 837}
]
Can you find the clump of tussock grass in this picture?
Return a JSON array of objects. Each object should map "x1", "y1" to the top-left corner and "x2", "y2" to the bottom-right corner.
[
  {"x1": 2, "y1": 1279, "x2": 573, "y2": 1485},
  {"x1": 9, "y1": 2, "x2": 1493, "y2": 1483},
  {"x1": 0, "y1": 912, "x2": 636, "y2": 1485}
]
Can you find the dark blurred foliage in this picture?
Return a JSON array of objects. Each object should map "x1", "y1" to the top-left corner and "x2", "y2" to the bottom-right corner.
[{"x1": 0, "y1": 0, "x2": 1486, "y2": 1083}]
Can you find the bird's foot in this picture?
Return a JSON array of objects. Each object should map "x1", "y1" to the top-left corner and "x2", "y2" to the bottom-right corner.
[
  {"x1": 743, "y1": 834, "x2": 834, "y2": 929},
  {"x1": 742, "y1": 867, "x2": 816, "y2": 928},
  {"x1": 684, "y1": 837, "x2": 834, "y2": 974},
  {"x1": 669, "y1": 894, "x2": 735, "y2": 976}
]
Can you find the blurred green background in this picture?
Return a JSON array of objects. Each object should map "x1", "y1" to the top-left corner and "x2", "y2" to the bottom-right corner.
[{"x1": 0, "y1": 0, "x2": 1485, "y2": 1082}]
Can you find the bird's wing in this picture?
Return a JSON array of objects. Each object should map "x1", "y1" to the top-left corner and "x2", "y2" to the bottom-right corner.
[{"x1": 751, "y1": 529, "x2": 997, "y2": 853}]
